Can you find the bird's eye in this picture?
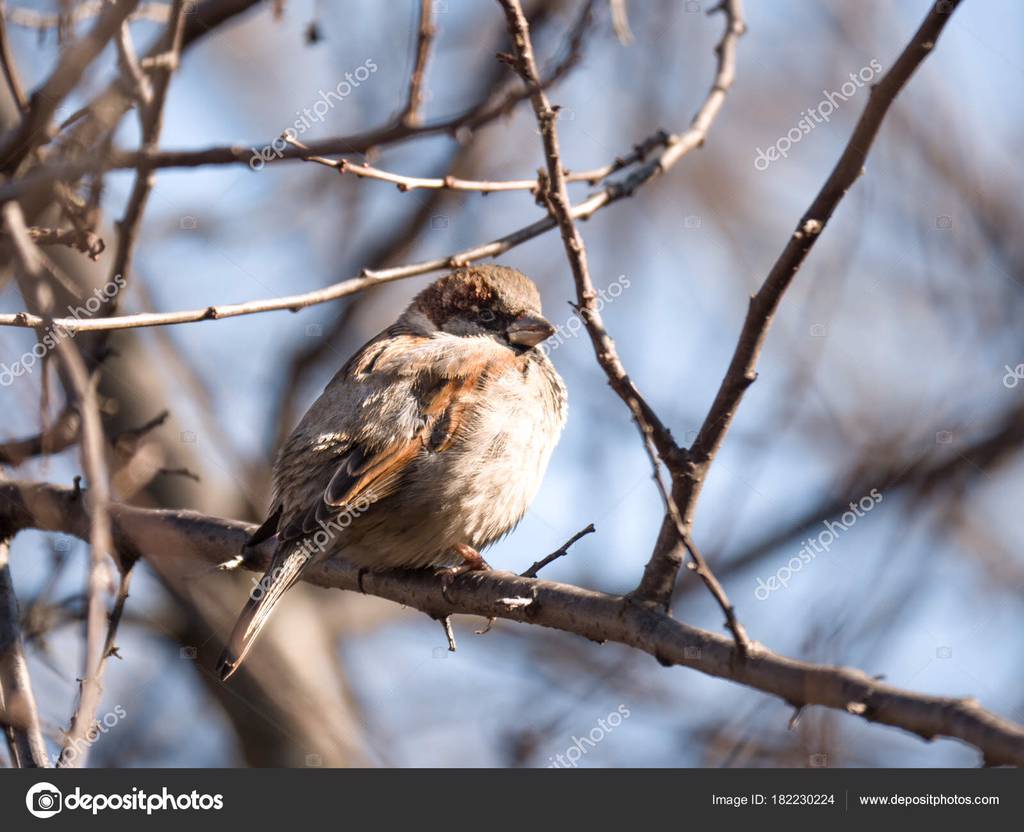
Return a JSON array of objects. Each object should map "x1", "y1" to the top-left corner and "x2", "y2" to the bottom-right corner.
[{"x1": 479, "y1": 308, "x2": 496, "y2": 323}]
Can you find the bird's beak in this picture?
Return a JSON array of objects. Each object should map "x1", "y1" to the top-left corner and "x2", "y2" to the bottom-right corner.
[{"x1": 507, "y1": 313, "x2": 555, "y2": 347}]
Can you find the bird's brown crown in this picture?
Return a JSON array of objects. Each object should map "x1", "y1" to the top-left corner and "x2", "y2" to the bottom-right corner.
[{"x1": 412, "y1": 266, "x2": 543, "y2": 329}]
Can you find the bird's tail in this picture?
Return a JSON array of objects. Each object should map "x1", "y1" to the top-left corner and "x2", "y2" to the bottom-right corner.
[{"x1": 217, "y1": 546, "x2": 310, "y2": 681}]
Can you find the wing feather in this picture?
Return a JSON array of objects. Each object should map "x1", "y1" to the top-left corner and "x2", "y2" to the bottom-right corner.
[{"x1": 269, "y1": 329, "x2": 515, "y2": 546}]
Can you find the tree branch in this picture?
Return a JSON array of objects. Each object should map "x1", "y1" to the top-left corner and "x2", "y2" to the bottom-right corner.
[
  {"x1": 2, "y1": 202, "x2": 116, "y2": 769},
  {"x1": 0, "y1": 6, "x2": 737, "y2": 337},
  {"x1": 0, "y1": 541, "x2": 48, "y2": 767},
  {"x1": 285, "y1": 130, "x2": 670, "y2": 195},
  {"x1": 1, "y1": 479, "x2": 1022, "y2": 766},
  {"x1": 0, "y1": 157, "x2": 681, "y2": 333},
  {"x1": 0, "y1": 1, "x2": 28, "y2": 114},
  {"x1": 0, "y1": 408, "x2": 81, "y2": 467},
  {"x1": 0, "y1": 0, "x2": 140, "y2": 173},
  {"x1": 0, "y1": 0, "x2": 592, "y2": 205},
  {"x1": 633, "y1": 0, "x2": 965, "y2": 607},
  {"x1": 106, "y1": 0, "x2": 189, "y2": 304},
  {"x1": 498, "y1": 0, "x2": 750, "y2": 650},
  {"x1": 400, "y1": 0, "x2": 436, "y2": 127}
]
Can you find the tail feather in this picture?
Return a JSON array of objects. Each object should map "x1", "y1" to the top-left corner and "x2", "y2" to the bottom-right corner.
[{"x1": 218, "y1": 548, "x2": 309, "y2": 681}]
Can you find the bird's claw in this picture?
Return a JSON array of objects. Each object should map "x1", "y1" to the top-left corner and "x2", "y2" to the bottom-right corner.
[{"x1": 439, "y1": 544, "x2": 491, "y2": 601}]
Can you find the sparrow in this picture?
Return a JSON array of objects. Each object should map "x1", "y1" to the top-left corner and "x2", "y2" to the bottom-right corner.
[{"x1": 218, "y1": 265, "x2": 567, "y2": 680}]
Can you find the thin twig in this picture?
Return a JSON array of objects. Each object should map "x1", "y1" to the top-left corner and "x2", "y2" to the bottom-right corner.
[
  {"x1": 440, "y1": 615, "x2": 457, "y2": 652},
  {"x1": 107, "y1": 0, "x2": 188, "y2": 307},
  {"x1": 401, "y1": 0, "x2": 436, "y2": 127},
  {"x1": 4, "y1": 1, "x2": 168, "y2": 31},
  {"x1": 0, "y1": 1, "x2": 28, "y2": 113},
  {"x1": 0, "y1": 225, "x2": 105, "y2": 259},
  {"x1": 114, "y1": 19, "x2": 153, "y2": 107},
  {"x1": 0, "y1": 125, "x2": 715, "y2": 334},
  {"x1": 52, "y1": 344, "x2": 112, "y2": 770},
  {"x1": 521, "y1": 524, "x2": 595, "y2": 578},
  {"x1": 558, "y1": 0, "x2": 741, "y2": 471},
  {"x1": 287, "y1": 130, "x2": 670, "y2": 194},
  {"x1": 0, "y1": 542, "x2": 49, "y2": 767},
  {"x1": 609, "y1": 0, "x2": 634, "y2": 45},
  {"x1": 0, "y1": 407, "x2": 81, "y2": 467},
  {"x1": 110, "y1": 409, "x2": 169, "y2": 446}
]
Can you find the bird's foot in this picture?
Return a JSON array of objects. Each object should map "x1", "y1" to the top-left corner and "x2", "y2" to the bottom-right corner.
[{"x1": 439, "y1": 543, "x2": 491, "y2": 600}]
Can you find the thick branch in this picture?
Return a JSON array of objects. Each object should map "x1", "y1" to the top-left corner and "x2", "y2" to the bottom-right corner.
[{"x1": 1, "y1": 480, "x2": 1022, "y2": 766}]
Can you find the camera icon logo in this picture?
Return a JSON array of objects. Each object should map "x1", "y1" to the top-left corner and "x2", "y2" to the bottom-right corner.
[{"x1": 26, "y1": 782, "x2": 63, "y2": 818}]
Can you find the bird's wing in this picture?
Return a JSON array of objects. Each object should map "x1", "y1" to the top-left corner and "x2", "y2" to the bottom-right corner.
[{"x1": 274, "y1": 328, "x2": 516, "y2": 543}]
